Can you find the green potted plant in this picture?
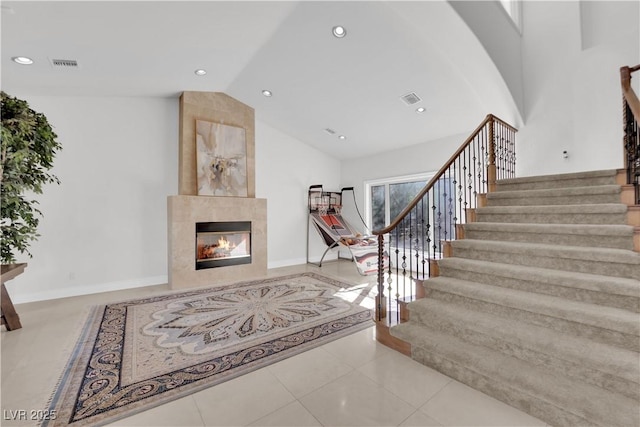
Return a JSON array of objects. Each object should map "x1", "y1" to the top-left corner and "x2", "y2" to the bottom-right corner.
[{"x1": 1, "y1": 91, "x2": 62, "y2": 265}]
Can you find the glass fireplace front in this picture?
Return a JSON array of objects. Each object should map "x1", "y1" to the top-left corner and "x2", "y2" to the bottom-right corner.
[{"x1": 195, "y1": 221, "x2": 251, "y2": 270}]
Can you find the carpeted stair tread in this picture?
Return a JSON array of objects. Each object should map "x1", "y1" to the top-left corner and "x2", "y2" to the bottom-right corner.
[
  {"x1": 465, "y1": 222, "x2": 634, "y2": 236},
  {"x1": 450, "y1": 239, "x2": 640, "y2": 279},
  {"x1": 390, "y1": 324, "x2": 640, "y2": 427},
  {"x1": 437, "y1": 257, "x2": 640, "y2": 300},
  {"x1": 463, "y1": 222, "x2": 634, "y2": 250},
  {"x1": 485, "y1": 185, "x2": 621, "y2": 206},
  {"x1": 475, "y1": 203, "x2": 629, "y2": 224},
  {"x1": 425, "y1": 276, "x2": 640, "y2": 337},
  {"x1": 498, "y1": 169, "x2": 618, "y2": 184},
  {"x1": 406, "y1": 298, "x2": 640, "y2": 391},
  {"x1": 437, "y1": 257, "x2": 639, "y2": 296},
  {"x1": 451, "y1": 238, "x2": 640, "y2": 265},
  {"x1": 478, "y1": 204, "x2": 628, "y2": 215},
  {"x1": 496, "y1": 169, "x2": 618, "y2": 191}
]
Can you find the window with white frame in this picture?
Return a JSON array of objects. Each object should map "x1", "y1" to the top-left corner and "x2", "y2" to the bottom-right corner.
[
  {"x1": 365, "y1": 172, "x2": 458, "y2": 259},
  {"x1": 365, "y1": 172, "x2": 434, "y2": 234}
]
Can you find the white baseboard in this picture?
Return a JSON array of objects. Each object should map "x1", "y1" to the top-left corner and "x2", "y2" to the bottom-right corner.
[
  {"x1": 14, "y1": 254, "x2": 346, "y2": 304},
  {"x1": 267, "y1": 258, "x2": 307, "y2": 269},
  {"x1": 12, "y1": 275, "x2": 168, "y2": 304},
  {"x1": 268, "y1": 253, "x2": 339, "y2": 269}
]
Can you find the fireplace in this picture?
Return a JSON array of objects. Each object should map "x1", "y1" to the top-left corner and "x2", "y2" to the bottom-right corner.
[{"x1": 195, "y1": 221, "x2": 251, "y2": 270}]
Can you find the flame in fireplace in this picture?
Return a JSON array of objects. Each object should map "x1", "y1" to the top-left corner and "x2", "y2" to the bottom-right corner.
[
  {"x1": 217, "y1": 236, "x2": 233, "y2": 251},
  {"x1": 196, "y1": 228, "x2": 250, "y2": 265}
]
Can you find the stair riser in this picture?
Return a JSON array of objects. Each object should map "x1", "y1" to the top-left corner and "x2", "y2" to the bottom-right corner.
[
  {"x1": 464, "y1": 229, "x2": 634, "y2": 250},
  {"x1": 452, "y1": 247, "x2": 639, "y2": 280},
  {"x1": 393, "y1": 322, "x2": 639, "y2": 427},
  {"x1": 410, "y1": 347, "x2": 596, "y2": 427},
  {"x1": 437, "y1": 265, "x2": 640, "y2": 312},
  {"x1": 408, "y1": 309, "x2": 639, "y2": 400},
  {"x1": 497, "y1": 176, "x2": 617, "y2": 192},
  {"x1": 487, "y1": 193, "x2": 621, "y2": 207},
  {"x1": 427, "y1": 289, "x2": 639, "y2": 352},
  {"x1": 476, "y1": 212, "x2": 628, "y2": 225}
]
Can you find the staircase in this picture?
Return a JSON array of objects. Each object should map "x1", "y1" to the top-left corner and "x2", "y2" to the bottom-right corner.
[{"x1": 390, "y1": 169, "x2": 640, "y2": 426}]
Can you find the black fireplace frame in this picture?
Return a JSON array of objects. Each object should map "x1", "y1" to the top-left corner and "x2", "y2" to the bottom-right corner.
[{"x1": 195, "y1": 221, "x2": 252, "y2": 270}]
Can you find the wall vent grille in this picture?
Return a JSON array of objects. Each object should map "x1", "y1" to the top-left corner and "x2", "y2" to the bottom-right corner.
[
  {"x1": 400, "y1": 92, "x2": 421, "y2": 105},
  {"x1": 50, "y1": 59, "x2": 79, "y2": 68}
]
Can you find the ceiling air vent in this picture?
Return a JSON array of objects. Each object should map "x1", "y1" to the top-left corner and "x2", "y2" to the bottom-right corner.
[
  {"x1": 50, "y1": 58, "x2": 79, "y2": 69},
  {"x1": 324, "y1": 128, "x2": 337, "y2": 135},
  {"x1": 400, "y1": 92, "x2": 421, "y2": 106}
]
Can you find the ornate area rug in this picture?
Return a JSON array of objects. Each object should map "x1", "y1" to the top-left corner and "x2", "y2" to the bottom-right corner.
[{"x1": 43, "y1": 273, "x2": 372, "y2": 427}]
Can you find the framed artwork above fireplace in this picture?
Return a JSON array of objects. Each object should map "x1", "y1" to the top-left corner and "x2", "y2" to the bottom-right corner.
[{"x1": 195, "y1": 120, "x2": 248, "y2": 197}]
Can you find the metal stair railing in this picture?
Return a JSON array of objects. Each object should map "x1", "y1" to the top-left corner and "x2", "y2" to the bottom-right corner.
[
  {"x1": 372, "y1": 114, "x2": 517, "y2": 324},
  {"x1": 621, "y1": 65, "x2": 640, "y2": 205}
]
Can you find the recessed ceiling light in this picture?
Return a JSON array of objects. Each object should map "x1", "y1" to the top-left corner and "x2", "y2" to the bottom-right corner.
[
  {"x1": 194, "y1": 69, "x2": 207, "y2": 76},
  {"x1": 332, "y1": 26, "x2": 347, "y2": 38},
  {"x1": 338, "y1": 135, "x2": 347, "y2": 140},
  {"x1": 262, "y1": 90, "x2": 272, "y2": 97},
  {"x1": 12, "y1": 56, "x2": 33, "y2": 65},
  {"x1": 416, "y1": 107, "x2": 426, "y2": 113}
]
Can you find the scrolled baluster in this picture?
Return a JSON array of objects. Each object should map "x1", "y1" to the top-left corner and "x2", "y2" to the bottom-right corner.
[{"x1": 376, "y1": 234, "x2": 385, "y2": 321}]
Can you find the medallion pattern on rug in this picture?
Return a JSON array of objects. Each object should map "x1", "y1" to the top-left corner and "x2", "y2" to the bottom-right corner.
[
  {"x1": 143, "y1": 283, "x2": 350, "y2": 354},
  {"x1": 43, "y1": 273, "x2": 372, "y2": 427}
]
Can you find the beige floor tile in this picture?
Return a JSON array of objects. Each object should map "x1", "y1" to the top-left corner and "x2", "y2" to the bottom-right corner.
[
  {"x1": 321, "y1": 325, "x2": 396, "y2": 368},
  {"x1": 299, "y1": 370, "x2": 415, "y2": 426},
  {"x1": 267, "y1": 346, "x2": 353, "y2": 398},
  {"x1": 1, "y1": 358, "x2": 63, "y2": 412},
  {"x1": 358, "y1": 349, "x2": 452, "y2": 408},
  {"x1": 420, "y1": 380, "x2": 547, "y2": 426},
  {"x1": 107, "y1": 395, "x2": 205, "y2": 426},
  {"x1": 334, "y1": 287, "x2": 377, "y2": 310},
  {"x1": 399, "y1": 410, "x2": 443, "y2": 426},
  {"x1": 249, "y1": 401, "x2": 321, "y2": 427},
  {"x1": 192, "y1": 367, "x2": 296, "y2": 426}
]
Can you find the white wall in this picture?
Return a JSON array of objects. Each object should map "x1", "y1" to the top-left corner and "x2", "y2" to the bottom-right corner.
[
  {"x1": 6, "y1": 95, "x2": 179, "y2": 303},
  {"x1": 254, "y1": 119, "x2": 341, "y2": 267},
  {"x1": 449, "y1": 0, "x2": 525, "y2": 119},
  {"x1": 4, "y1": 95, "x2": 342, "y2": 303},
  {"x1": 517, "y1": 0, "x2": 640, "y2": 177},
  {"x1": 340, "y1": 132, "x2": 468, "y2": 228}
]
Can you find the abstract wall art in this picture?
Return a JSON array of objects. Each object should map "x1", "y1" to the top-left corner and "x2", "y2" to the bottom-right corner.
[{"x1": 195, "y1": 120, "x2": 247, "y2": 197}]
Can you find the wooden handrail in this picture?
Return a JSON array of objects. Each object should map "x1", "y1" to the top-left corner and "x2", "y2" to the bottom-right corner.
[
  {"x1": 373, "y1": 114, "x2": 516, "y2": 236},
  {"x1": 621, "y1": 65, "x2": 640, "y2": 122}
]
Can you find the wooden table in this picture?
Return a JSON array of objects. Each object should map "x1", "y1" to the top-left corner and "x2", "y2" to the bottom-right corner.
[{"x1": 1, "y1": 263, "x2": 26, "y2": 331}]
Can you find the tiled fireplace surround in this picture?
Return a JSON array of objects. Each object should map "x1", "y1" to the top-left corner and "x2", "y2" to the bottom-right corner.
[{"x1": 167, "y1": 92, "x2": 267, "y2": 289}]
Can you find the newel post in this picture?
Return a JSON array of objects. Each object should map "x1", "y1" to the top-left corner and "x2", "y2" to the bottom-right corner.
[{"x1": 487, "y1": 114, "x2": 497, "y2": 193}]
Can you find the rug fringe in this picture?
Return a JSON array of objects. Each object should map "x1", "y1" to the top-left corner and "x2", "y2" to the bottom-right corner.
[{"x1": 40, "y1": 305, "x2": 103, "y2": 427}]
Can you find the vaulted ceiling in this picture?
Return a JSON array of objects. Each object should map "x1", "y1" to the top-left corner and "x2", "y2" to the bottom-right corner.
[{"x1": 1, "y1": 1, "x2": 518, "y2": 159}]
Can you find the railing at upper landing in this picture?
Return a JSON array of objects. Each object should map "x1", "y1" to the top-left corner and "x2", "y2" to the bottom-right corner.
[
  {"x1": 371, "y1": 114, "x2": 517, "y2": 324},
  {"x1": 621, "y1": 65, "x2": 640, "y2": 204}
]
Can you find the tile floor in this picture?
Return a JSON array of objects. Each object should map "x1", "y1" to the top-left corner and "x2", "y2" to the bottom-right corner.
[{"x1": 1, "y1": 261, "x2": 547, "y2": 426}]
